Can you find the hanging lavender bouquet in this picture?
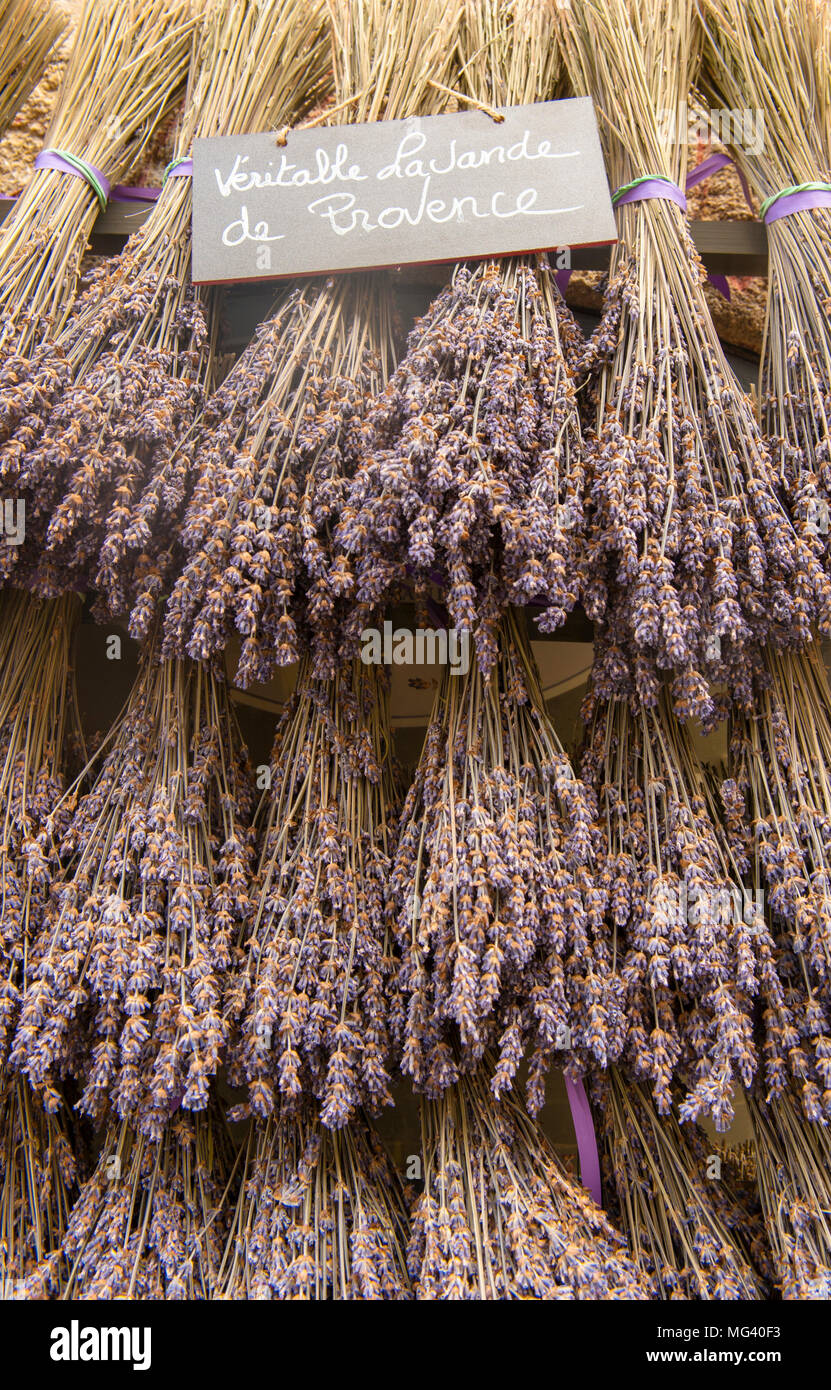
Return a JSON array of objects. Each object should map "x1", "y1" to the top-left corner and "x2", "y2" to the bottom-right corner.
[
  {"x1": 747, "y1": 1087, "x2": 831, "y2": 1298},
  {"x1": 0, "y1": 0, "x2": 191, "y2": 367},
  {"x1": 218, "y1": 1103, "x2": 412, "y2": 1299},
  {"x1": 334, "y1": 0, "x2": 586, "y2": 679},
  {"x1": 0, "y1": 0, "x2": 330, "y2": 616},
  {"x1": 580, "y1": 684, "x2": 817, "y2": 1128},
  {"x1": 0, "y1": 1079, "x2": 81, "y2": 1295},
  {"x1": 409, "y1": 1061, "x2": 652, "y2": 1299},
  {"x1": 723, "y1": 643, "x2": 831, "y2": 1119},
  {"x1": 161, "y1": 0, "x2": 465, "y2": 684},
  {"x1": 10, "y1": 638, "x2": 256, "y2": 1137},
  {"x1": 556, "y1": 0, "x2": 830, "y2": 725},
  {"x1": 27, "y1": 1105, "x2": 235, "y2": 1299},
  {"x1": 391, "y1": 611, "x2": 623, "y2": 1112},
  {"x1": 161, "y1": 275, "x2": 398, "y2": 683},
  {"x1": 0, "y1": 592, "x2": 83, "y2": 1065},
  {"x1": 593, "y1": 1067, "x2": 767, "y2": 1298},
  {"x1": 700, "y1": 0, "x2": 831, "y2": 574},
  {"x1": 227, "y1": 657, "x2": 400, "y2": 1129}
]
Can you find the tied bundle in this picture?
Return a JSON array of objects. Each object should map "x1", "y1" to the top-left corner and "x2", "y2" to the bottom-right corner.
[
  {"x1": 0, "y1": 0, "x2": 66, "y2": 140},
  {"x1": 700, "y1": 0, "x2": 831, "y2": 569},
  {"x1": 227, "y1": 659, "x2": 399, "y2": 1129},
  {"x1": 0, "y1": 0, "x2": 193, "y2": 362},
  {"x1": 218, "y1": 1105, "x2": 412, "y2": 1299},
  {"x1": 556, "y1": 0, "x2": 829, "y2": 724},
  {"x1": 392, "y1": 610, "x2": 623, "y2": 1112},
  {"x1": 409, "y1": 1062, "x2": 652, "y2": 1299},
  {"x1": 593, "y1": 1068, "x2": 767, "y2": 1299},
  {"x1": 0, "y1": 1079, "x2": 79, "y2": 1295},
  {"x1": 580, "y1": 687, "x2": 801, "y2": 1128},
  {"x1": 0, "y1": 0, "x2": 330, "y2": 613},
  {"x1": 163, "y1": 275, "x2": 397, "y2": 683},
  {"x1": 747, "y1": 1089, "x2": 831, "y2": 1297},
  {"x1": 335, "y1": 0, "x2": 586, "y2": 680},
  {"x1": 160, "y1": 0, "x2": 465, "y2": 683},
  {"x1": 722, "y1": 645, "x2": 831, "y2": 1120},
  {"x1": 0, "y1": 592, "x2": 83, "y2": 1066},
  {"x1": 29, "y1": 1106, "x2": 235, "y2": 1299},
  {"x1": 10, "y1": 640, "x2": 256, "y2": 1137}
]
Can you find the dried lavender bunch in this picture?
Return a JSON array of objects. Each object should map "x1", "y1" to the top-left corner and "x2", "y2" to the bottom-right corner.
[
  {"x1": 28, "y1": 1106, "x2": 236, "y2": 1299},
  {"x1": 11, "y1": 638, "x2": 256, "y2": 1137},
  {"x1": 409, "y1": 1062, "x2": 652, "y2": 1299},
  {"x1": 723, "y1": 644, "x2": 831, "y2": 1118},
  {"x1": 161, "y1": 275, "x2": 397, "y2": 684},
  {"x1": 227, "y1": 658, "x2": 399, "y2": 1129},
  {"x1": 0, "y1": 1079, "x2": 80, "y2": 1295},
  {"x1": 593, "y1": 1068, "x2": 766, "y2": 1298},
  {"x1": 556, "y1": 0, "x2": 830, "y2": 724},
  {"x1": 392, "y1": 610, "x2": 623, "y2": 1111},
  {"x1": 0, "y1": 0, "x2": 192, "y2": 363},
  {"x1": 337, "y1": 259, "x2": 586, "y2": 680},
  {"x1": 700, "y1": 0, "x2": 831, "y2": 570},
  {"x1": 0, "y1": 0, "x2": 66, "y2": 141},
  {"x1": 747, "y1": 1088, "x2": 831, "y2": 1298},
  {"x1": 0, "y1": 591, "x2": 83, "y2": 1065},
  {"x1": 161, "y1": 0, "x2": 466, "y2": 683},
  {"x1": 0, "y1": 0, "x2": 330, "y2": 613},
  {"x1": 336, "y1": 0, "x2": 584, "y2": 680},
  {"x1": 218, "y1": 1104, "x2": 412, "y2": 1299},
  {"x1": 580, "y1": 686, "x2": 807, "y2": 1129}
]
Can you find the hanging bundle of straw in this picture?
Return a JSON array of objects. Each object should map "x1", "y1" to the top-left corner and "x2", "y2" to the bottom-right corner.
[
  {"x1": 747, "y1": 1088, "x2": 831, "y2": 1297},
  {"x1": 0, "y1": 591, "x2": 83, "y2": 1066},
  {"x1": 580, "y1": 685, "x2": 804, "y2": 1128},
  {"x1": 0, "y1": 0, "x2": 192, "y2": 364},
  {"x1": 10, "y1": 639, "x2": 256, "y2": 1137},
  {"x1": 409, "y1": 1061, "x2": 652, "y2": 1299},
  {"x1": 0, "y1": 0, "x2": 330, "y2": 614},
  {"x1": 227, "y1": 659, "x2": 399, "y2": 1129},
  {"x1": 0, "y1": 1079, "x2": 80, "y2": 1295},
  {"x1": 700, "y1": 0, "x2": 831, "y2": 570},
  {"x1": 392, "y1": 611, "x2": 622, "y2": 1112},
  {"x1": 555, "y1": 0, "x2": 829, "y2": 725},
  {"x1": 335, "y1": 0, "x2": 586, "y2": 679},
  {"x1": 593, "y1": 1068, "x2": 767, "y2": 1298},
  {"x1": 0, "y1": 0, "x2": 66, "y2": 142},
  {"x1": 29, "y1": 1105, "x2": 235, "y2": 1299},
  {"x1": 722, "y1": 645, "x2": 831, "y2": 1120},
  {"x1": 218, "y1": 1104, "x2": 412, "y2": 1299},
  {"x1": 160, "y1": 0, "x2": 464, "y2": 683}
]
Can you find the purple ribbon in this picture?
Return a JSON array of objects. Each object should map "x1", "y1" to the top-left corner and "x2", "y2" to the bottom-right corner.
[
  {"x1": 763, "y1": 185, "x2": 831, "y2": 223},
  {"x1": 106, "y1": 158, "x2": 193, "y2": 206},
  {"x1": 686, "y1": 151, "x2": 753, "y2": 209},
  {"x1": 612, "y1": 176, "x2": 687, "y2": 212},
  {"x1": 707, "y1": 273, "x2": 731, "y2": 301},
  {"x1": 565, "y1": 1075, "x2": 602, "y2": 1206},
  {"x1": 555, "y1": 268, "x2": 573, "y2": 295},
  {"x1": 111, "y1": 184, "x2": 160, "y2": 202},
  {"x1": 164, "y1": 155, "x2": 193, "y2": 181},
  {"x1": 34, "y1": 148, "x2": 110, "y2": 208}
]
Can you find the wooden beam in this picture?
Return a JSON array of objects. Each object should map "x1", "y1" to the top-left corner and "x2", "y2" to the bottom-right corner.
[{"x1": 0, "y1": 194, "x2": 769, "y2": 271}]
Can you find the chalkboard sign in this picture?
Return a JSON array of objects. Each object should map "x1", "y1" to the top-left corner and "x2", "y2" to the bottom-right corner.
[{"x1": 192, "y1": 97, "x2": 617, "y2": 284}]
